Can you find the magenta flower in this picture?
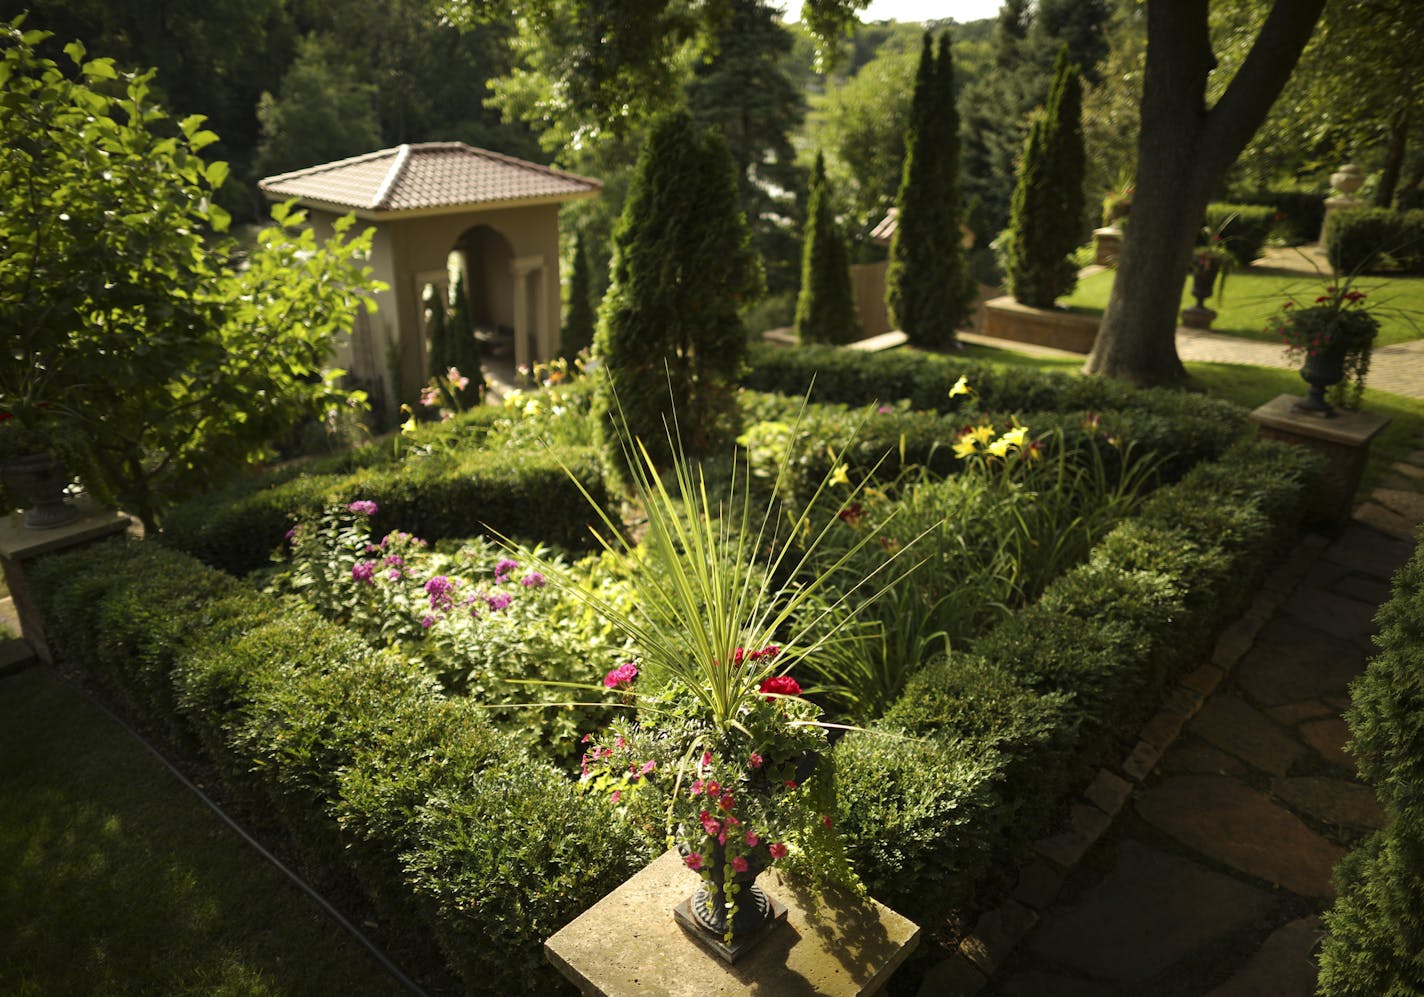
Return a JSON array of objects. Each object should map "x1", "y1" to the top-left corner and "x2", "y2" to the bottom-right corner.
[
  {"x1": 520, "y1": 572, "x2": 546, "y2": 588},
  {"x1": 747, "y1": 753, "x2": 764, "y2": 770},
  {"x1": 731, "y1": 856, "x2": 749, "y2": 874},
  {"x1": 485, "y1": 592, "x2": 513, "y2": 612},
  {"x1": 769, "y1": 842, "x2": 788, "y2": 860},
  {"x1": 387, "y1": 568, "x2": 402, "y2": 582},
  {"x1": 347, "y1": 500, "x2": 378, "y2": 516},
  {"x1": 685, "y1": 852, "x2": 703, "y2": 872},
  {"x1": 425, "y1": 575, "x2": 454, "y2": 611},
  {"x1": 420, "y1": 615, "x2": 436, "y2": 629},
  {"x1": 603, "y1": 662, "x2": 639, "y2": 688},
  {"x1": 758, "y1": 674, "x2": 802, "y2": 700},
  {"x1": 744, "y1": 831, "x2": 759, "y2": 847},
  {"x1": 494, "y1": 558, "x2": 519, "y2": 580},
  {"x1": 351, "y1": 560, "x2": 376, "y2": 584}
]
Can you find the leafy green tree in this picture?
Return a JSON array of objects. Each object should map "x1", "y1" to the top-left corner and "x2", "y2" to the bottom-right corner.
[
  {"x1": 254, "y1": 33, "x2": 382, "y2": 178},
  {"x1": 594, "y1": 107, "x2": 761, "y2": 470},
  {"x1": 1004, "y1": 46, "x2": 1085, "y2": 308},
  {"x1": 0, "y1": 21, "x2": 380, "y2": 534},
  {"x1": 794, "y1": 152, "x2": 859, "y2": 345},
  {"x1": 885, "y1": 31, "x2": 973, "y2": 350},
  {"x1": 444, "y1": 271, "x2": 484, "y2": 406},
  {"x1": 687, "y1": 0, "x2": 806, "y2": 297},
  {"x1": 561, "y1": 233, "x2": 596, "y2": 357}
]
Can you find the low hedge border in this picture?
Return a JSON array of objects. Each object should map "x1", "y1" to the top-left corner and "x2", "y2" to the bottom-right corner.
[
  {"x1": 1325, "y1": 207, "x2": 1424, "y2": 275},
  {"x1": 1205, "y1": 202, "x2": 1277, "y2": 267},
  {"x1": 1318, "y1": 524, "x2": 1424, "y2": 996},
  {"x1": 30, "y1": 544, "x2": 652, "y2": 995},
  {"x1": 830, "y1": 438, "x2": 1323, "y2": 922},
  {"x1": 32, "y1": 439, "x2": 1320, "y2": 989},
  {"x1": 161, "y1": 443, "x2": 615, "y2": 576}
]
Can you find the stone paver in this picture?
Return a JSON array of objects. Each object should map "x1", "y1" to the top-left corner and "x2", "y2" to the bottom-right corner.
[
  {"x1": 1321, "y1": 523, "x2": 1413, "y2": 578},
  {"x1": 1352, "y1": 502, "x2": 1419, "y2": 541},
  {"x1": 1160, "y1": 739, "x2": 1249, "y2": 778},
  {"x1": 1300, "y1": 717, "x2": 1355, "y2": 769},
  {"x1": 999, "y1": 971, "x2": 1111, "y2": 997},
  {"x1": 1264, "y1": 700, "x2": 1335, "y2": 728},
  {"x1": 1136, "y1": 775, "x2": 1345, "y2": 899},
  {"x1": 1202, "y1": 916, "x2": 1323, "y2": 997},
  {"x1": 1279, "y1": 586, "x2": 1382, "y2": 644},
  {"x1": 1376, "y1": 487, "x2": 1424, "y2": 522},
  {"x1": 1233, "y1": 622, "x2": 1366, "y2": 707},
  {"x1": 1187, "y1": 694, "x2": 1305, "y2": 776},
  {"x1": 1026, "y1": 841, "x2": 1272, "y2": 984},
  {"x1": 1272, "y1": 776, "x2": 1385, "y2": 830}
]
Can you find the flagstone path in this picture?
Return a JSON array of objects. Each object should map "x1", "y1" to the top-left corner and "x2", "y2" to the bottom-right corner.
[{"x1": 917, "y1": 435, "x2": 1424, "y2": 996}]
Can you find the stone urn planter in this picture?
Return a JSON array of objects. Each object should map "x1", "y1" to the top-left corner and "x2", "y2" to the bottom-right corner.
[
  {"x1": 1, "y1": 451, "x2": 79, "y2": 529},
  {"x1": 1294, "y1": 339, "x2": 1351, "y2": 417},
  {"x1": 1180, "y1": 264, "x2": 1220, "y2": 330}
]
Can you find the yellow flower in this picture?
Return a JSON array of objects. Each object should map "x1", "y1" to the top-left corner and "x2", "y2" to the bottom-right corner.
[
  {"x1": 1000, "y1": 426, "x2": 1029, "y2": 449},
  {"x1": 971, "y1": 424, "x2": 996, "y2": 445},
  {"x1": 952, "y1": 435, "x2": 980, "y2": 459},
  {"x1": 399, "y1": 404, "x2": 417, "y2": 436},
  {"x1": 829, "y1": 463, "x2": 850, "y2": 486},
  {"x1": 987, "y1": 436, "x2": 1012, "y2": 458},
  {"x1": 948, "y1": 375, "x2": 971, "y2": 398}
]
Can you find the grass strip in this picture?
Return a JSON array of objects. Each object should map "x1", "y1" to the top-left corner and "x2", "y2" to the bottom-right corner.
[{"x1": 0, "y1": 666, "x2": 402, "y2": 997}]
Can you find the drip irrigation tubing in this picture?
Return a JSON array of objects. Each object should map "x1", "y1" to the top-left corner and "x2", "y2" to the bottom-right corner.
[{"x1": 73, "y1": 678, "x2": 431, "y2": 997}]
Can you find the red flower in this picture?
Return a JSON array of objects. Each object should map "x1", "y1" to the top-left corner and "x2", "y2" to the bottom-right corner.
[
  {"x1": 769, "y1": 842, "x2": 788, "y2": 860},
  {"x1": 758, "y1": 675, "x2": 802, "y2": 700}
]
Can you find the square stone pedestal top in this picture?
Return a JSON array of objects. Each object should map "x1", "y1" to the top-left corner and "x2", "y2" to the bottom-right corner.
[
  {"x1": 545, "y1": 849, "x2": 920, "y2": 997},
  {"x1": 0, "y1": 498, "x2": 131, "y2": 560},
  {"x1": 1249, "y1": 395, "x2": 1390, "y2": 447}
]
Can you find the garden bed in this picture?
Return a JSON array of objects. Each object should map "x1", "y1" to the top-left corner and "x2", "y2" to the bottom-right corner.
[{"x1": 32, "y1": 354, "x2": 1323, "y2": 993}]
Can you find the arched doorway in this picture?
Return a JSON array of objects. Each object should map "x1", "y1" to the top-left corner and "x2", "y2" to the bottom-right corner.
[{"x1": 452, "y1": 224, "x2": 516, "y2": 367}]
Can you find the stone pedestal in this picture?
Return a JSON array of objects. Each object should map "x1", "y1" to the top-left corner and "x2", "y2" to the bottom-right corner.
[
  {"x1": 545, "y1": 849, "x2": 920, "y2": 997},
  {"x1": 0, "y1": 498, "x2": 131, "y2": 662},
  {"x1": 1250, "y1": 395, "x2": 1390, "y2": 527},
  {"x1": 1180, "y1": 305, "x2": 1216, "y2": 330},
  {"x1": 1093, "y1": 227, "x2": 1123, "y2": 267}
]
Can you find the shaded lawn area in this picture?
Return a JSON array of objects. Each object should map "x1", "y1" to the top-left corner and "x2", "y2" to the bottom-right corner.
[
  {"x1": 957, "y1": 341, "x2": 1424, "y2": 493},
  {"x1": 1064, "y1": 268, "x2": 1424, "y2": 348},
  {"x1": 0, "y1": 666, "x2": 402, "y2": 997}
]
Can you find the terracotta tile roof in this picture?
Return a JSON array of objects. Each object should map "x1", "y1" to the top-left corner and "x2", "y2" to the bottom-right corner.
[{"x1": 258, "y1": 142, "x2": 601, "y2": 214}]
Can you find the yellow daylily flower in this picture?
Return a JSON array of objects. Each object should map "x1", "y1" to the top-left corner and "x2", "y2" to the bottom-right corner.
[
  {"x1": 971, "y1": 424, "x2": 996, "y2": 445},
  {"x1": 952, "y1": 435, "x2": 980, "y2": 459},
  {"x1": 829, "y1": 463, "x2": 851, "y2": 486},
  {"x1": 949, "y1": 375, "x2": 971, "y2": 398},
  {"x1": 1000, "y1": 426, "x2": 1029, "y2": 449},
  {"x1": 987, "y1": 436, "x2": 1012, "y2": 458}
]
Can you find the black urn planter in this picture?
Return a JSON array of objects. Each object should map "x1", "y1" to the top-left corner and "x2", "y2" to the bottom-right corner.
[
  {"x1": 674, "y1": 838, "x2": 787, "y2": 963},
  {"x1": 1, "y1": 451, "x2": 79, "y2": 529},
  {"x1": 1293, "y1": 340, "x2": 1350, "y2": 417}
]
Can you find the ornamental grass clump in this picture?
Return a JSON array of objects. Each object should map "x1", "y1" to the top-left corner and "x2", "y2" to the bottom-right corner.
[{"x1": 517, "y1": 391, "x2": 930, "y2": 946}]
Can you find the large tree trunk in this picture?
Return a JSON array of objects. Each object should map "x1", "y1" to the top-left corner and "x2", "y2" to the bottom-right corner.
[
  {"x1": 1375, "y1": 106, "x2": 1409, "y2": 208},
  {"x1": 1084, "y1": 0, "x2": 1326, "y2": 387}
]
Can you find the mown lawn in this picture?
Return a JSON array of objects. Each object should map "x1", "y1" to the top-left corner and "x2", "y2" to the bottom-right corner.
[
  {"x1": 1063, "y1": 267, "x2": 1424, "y2": 348},
  {"x1": 0, "y1": 667, "x2": 404, "y2": 997}
]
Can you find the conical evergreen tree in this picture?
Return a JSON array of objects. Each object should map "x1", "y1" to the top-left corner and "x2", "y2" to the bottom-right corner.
[
  {"x1": 445, "y1": 270, "x2": 484, "y2": 406},
  {"x1": 424, "y1": 282, "x2": 449, "y2": 383},
  {"x1": 594, "y1": 106, "x2": 761, "y2": 473},
  {"x1": 794, "y1": 152, "x2": 859, "y2": 345},
  {"x1": 885, "y1": 31, "x2": 974, "y2": 350},
  {"x1": 1004, "y1": 46, "x2": 1086, "y2": 309},
  {"x1": 561, "y1": 233, "x2": 596, "y2": 358}
]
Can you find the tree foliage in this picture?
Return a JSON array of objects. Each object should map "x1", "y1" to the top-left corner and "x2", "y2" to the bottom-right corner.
[
  {"x1": 885, "y1": 31, "x2": 973, "y2": 350},
  {"x1": 593, "y1": 107, "x2": 761, "y2": 470},
  {"x1": 561, "y1": 232, "x2": 596, "y2": 358},
  {"x1": 254, "y1": 33, "x2": 382, "y2": 178},
  {"x1": 794, "y1": 152, "x2": 859, "y2": 345},
  {"x1": 1004, "y1": 46, "x2": 1086, "y2": 308},
  {"x1": 444, "y1": 271, "x2": 484, "y2": 406},
  {"x1": 0, "y1": 20, "x2": 380, "y2": 533}
]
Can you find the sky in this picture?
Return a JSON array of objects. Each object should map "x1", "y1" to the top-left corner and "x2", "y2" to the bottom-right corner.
[{"x1": 777, "y1": 0, "x2": 1003, "y2": 24}]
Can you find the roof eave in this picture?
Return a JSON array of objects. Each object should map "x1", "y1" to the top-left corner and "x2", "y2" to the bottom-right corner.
[{"x1": 258, "y1": 187, "x2": 602, "y2": 221}]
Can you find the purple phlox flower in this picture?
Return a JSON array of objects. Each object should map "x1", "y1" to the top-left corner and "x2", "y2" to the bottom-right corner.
[
  {"x1": 485, "y1": 591, "x2": 513, "y2": 612},
  {"x1": 284, "y1": 526, "x2": 298, "y2": 543},
  {"x1": 387, "y1": 568, "x2": 402, "y2": 581},
  {"x1": 425, "y1": 575, "x2": 455, "y2": 611},
  {"x1": 420, "y1": 615, "x2": 437, "y2": 630},
  {"x1": 364, "y1": 543, "x2": 381, "y2": 555},
  {"x1": 347, "y1": 500, "x2": 378, "y2": 516},
  {"x1": 383, "y1": 554, "x2": 404, "y2": 568},
  {"x1": 351, "y1": 560, "x2": 376, "y2": 584},
  {"x1": 877, "y1": 405, "x2": 893, "y2": 415},
  {"x1": 520, "y1": 571, "x2": 546, "y2": 588},
  {"x1": 494, "y1": 558, "x2": 520, "y2": 581}
]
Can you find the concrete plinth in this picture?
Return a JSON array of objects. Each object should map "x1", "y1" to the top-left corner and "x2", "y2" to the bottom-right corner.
[
  {"x1": 981, "y1": 297, "x2": 1100, "y2": 355},
  {"x1": 545, "y1": 849, "x2": 920, "y2": 997},
  {"x1": 1093, "y1": 227, "x2": 1122, "y2": 267},
  {"x1": 1249, "y1": 394, "x2": 1390, "y2": 527},
  {"x1": 0, "y1": 498, "x2": 131, "y2": 662}
]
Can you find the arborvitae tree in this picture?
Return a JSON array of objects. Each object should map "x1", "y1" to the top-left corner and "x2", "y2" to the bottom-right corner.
[
  {"x1": 424, "y1": 283, "x2": 449, "y2": 382},
  {"x1": 594, "y1": 107, "x2": 761, "y2": 472},
  {"x1": 444, "y1": 270, "x2": 483, "y2": 406},
  {"x1": 794, "y1": 152, "x2": 859, "y2": 345},
  {"x1": 561, "y1": 233, "x2": 596, "y2": 358},
  {"x1": 886, "y1": 31, "x2": 974, "y2": 350},
  {"x1": 1004, "y1": 46, "x2": 1085, "y2": 309}
]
